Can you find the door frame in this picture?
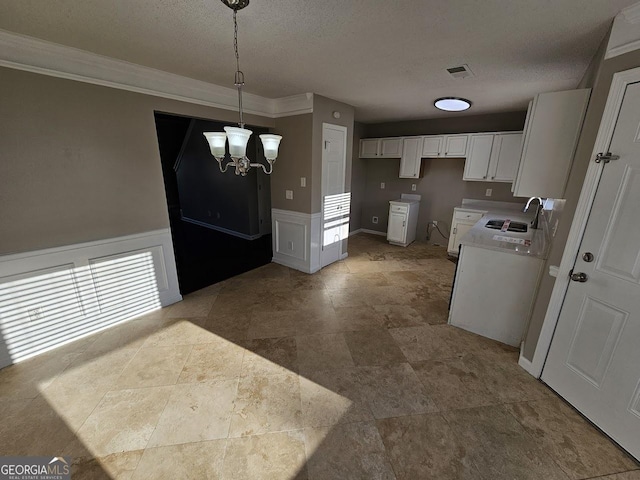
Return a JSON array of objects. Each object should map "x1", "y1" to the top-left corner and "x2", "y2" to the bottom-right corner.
[
  {"x1": 526, "y1": 66, "x2": 640, "y2": 378},
  {"x1": 320, "y1": 122, "x2": 349, "y2": 268}
]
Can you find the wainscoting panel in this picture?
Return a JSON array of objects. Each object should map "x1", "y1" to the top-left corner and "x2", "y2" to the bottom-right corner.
[
  {"x1": 271, "y1": 209, "x2": 322, "y2": 274},
  {"x1": 0, "y1": 229, "x2": 181, "y2": 368}
]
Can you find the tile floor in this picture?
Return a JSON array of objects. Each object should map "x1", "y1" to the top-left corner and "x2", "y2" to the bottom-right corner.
[{"x1": 0, "y1": 233, "x2": 637, "y2": 479}]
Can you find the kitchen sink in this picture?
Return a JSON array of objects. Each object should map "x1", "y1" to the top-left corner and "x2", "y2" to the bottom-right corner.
[{"x1": 485, "y1": 219, "x2": 529, "y2": 233}]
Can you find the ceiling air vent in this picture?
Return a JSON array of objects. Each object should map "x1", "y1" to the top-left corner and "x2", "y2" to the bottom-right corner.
[{"x1": 446, "y1": 64, "x2": 474, "y2": 79}]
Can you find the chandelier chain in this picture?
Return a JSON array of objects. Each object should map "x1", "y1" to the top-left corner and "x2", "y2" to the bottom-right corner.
[{"x1": 232, "y1": 9, "x2": 245, "y2": 128}]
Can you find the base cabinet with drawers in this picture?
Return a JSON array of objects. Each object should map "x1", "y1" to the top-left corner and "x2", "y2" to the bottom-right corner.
[
  {"x1": 387, "y1": 200, "x2": 420, "y2": 247},
  {"x1": 447, "y1": 208, "x2": 487, "y2": 255}
]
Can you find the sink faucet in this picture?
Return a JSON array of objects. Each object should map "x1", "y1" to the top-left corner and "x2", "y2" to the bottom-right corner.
[{"x1": 524, "y1": 197, "x2": 544, "y2": 229}]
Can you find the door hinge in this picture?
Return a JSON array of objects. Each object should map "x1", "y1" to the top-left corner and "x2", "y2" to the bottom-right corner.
[{"x1": 595, "y1": 152, "x2": 620, "y2": 164}]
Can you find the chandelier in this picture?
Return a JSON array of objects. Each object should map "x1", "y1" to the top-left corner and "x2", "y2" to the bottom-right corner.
[{"x1": 203, "y1": 0, "x2": 282, "y2": 176}]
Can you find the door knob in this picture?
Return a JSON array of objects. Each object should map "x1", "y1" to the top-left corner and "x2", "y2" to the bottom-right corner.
[
  {"x1": 570, "y1": 272, "x2": 588, "y2": 282},
  {"x1": 582, "y1": 252, "x2": 594, "y2": 262}
]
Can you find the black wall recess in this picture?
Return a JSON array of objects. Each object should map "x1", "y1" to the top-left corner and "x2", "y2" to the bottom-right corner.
[{"x1": 154, "y1": 112, "x2": 273, "y2": 295}]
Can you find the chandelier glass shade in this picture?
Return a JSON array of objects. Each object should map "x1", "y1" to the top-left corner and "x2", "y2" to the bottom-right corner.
[{"x1": 203, "y1": 0, "x2": 281, "y2": 176}]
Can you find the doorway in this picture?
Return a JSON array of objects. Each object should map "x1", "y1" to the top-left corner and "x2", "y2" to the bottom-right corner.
[
  {"x1": 320, "y1": 123, "x2": 350, "y2": 268},
  {"x1": 541, "y1": 74, "x2": 640, "y2": 459},
  {"x1": 154, "y1": 112, "x2": 273, "y2": 295}
]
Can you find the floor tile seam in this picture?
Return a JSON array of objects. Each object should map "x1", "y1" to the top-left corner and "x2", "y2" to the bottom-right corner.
[
  {"x1": 133, "y1": 381, "x2": 179, "y2": 455},
  {"x1": 437, "y1": 406, "x2": 493, "y2": 480},
  {"x1": 501, "y1": 400, "x2": 576, "y2": 479},
  {"x1": 114, "y1": 342, "x2": 194, "y2": 389},
  {"x1": 226, "y1": 424, "x2": 307, "y2": 440}
]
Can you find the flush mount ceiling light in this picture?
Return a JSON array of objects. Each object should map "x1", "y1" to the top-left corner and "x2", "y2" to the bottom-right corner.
[
  {"x1": 434, "y1": 97, "x2": 472, "y2": 112},
  {"x1": 203, "y1": 0, "x2": 282, "y2": 176}
]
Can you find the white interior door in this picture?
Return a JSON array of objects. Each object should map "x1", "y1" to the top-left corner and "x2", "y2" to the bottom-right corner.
[
  {"x1": 542, "y1": 81, "x2": 640, "y2": 459},
  {"x1": 321, "y1": 123, "x2": 348, "y2": 268}
]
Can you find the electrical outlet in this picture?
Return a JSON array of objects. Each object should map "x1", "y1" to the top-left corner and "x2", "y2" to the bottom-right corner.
[
  {"x1": 372, "y1": 216, "x2": 379, "y2": 224},
  {"x1": 411, "y1": 184, "x2": 417, "y2": 191},
  {"x1": 300, "y1": 177, "x2": 306, "y2": 187},
  {"x1": 485, "y1": 188, "x2": 492, "y2": 197},
  {"x1": 380, "y1": 182, "x2": 385, "y2": 189},
  {"x1": 285, "y1": 190, "x2": 294, "y2": 200}
]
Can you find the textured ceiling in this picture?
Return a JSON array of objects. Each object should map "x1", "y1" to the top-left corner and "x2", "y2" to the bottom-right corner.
[{"x1": 0, "y1": 0, "x2": 634, "y2": 122}]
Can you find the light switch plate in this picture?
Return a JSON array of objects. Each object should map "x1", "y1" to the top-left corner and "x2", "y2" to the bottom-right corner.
[
  {"x1": 285, "y1": 190, "x2": 294, "y2": 200},
  {"x1": 411, "y1": 184, "x2": 417, "y2": 191},
  {"x1": 300, "y1": 177, "x2": 306, "y2": 187},
  {"x1": 380, "y1": 182, "x2": 385, "y2": 189},
  {"x1": 485, "y1": 188, "x2": 492, "y2": 197}
]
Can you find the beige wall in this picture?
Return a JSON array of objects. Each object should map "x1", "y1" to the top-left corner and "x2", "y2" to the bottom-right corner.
[
  {"x1": 0, "y1": 67, "x2": 274, "y2": 255},
  {"x1": 522, "y1": 41, "x2": 640, "y2": 361},
  {"x1": 356, "y1": 112, "x2": 527, "y2": 242},
  {"x1": 364, "y1": 111, "x2": 527, "y2": 138},
  {"x1": 349, "y1": 122, "x2": 367, "y2": 232},
  {"x1": 272, "y1": 114, "x2": 313, "y2": 213}
]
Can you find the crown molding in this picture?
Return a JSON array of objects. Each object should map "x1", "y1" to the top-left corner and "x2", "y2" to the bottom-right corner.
[
  {"x1": 622, "y1": 1, "x2": 640, "y2": 23},
  {"x1": 0, "y1": 29, "x2": 313, "y2": 118},
  {"x1": 606, "y1": 2, "x2": 640, "y2": 59}
]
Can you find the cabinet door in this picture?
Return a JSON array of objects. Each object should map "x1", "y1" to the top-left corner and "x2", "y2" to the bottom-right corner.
[
  {"x1": 387, "y1": 212, "x2": 407, "y2": 243},
  {"x1": 451, "y1": 221, "x2": 474, "y2": 252},
  {"x1": 513, "y1": 89, "x2": 590, "y2": 198},
  {"x1": 359, "y1": 139, "x2": 380, "y2": 158},
  {"x1": 422, "y1": 136, "x2": 444, "y2": 157},
  {"x1": 489, "y1": 133, "x2": 523, "y2": 182},
  {"x1": 380, "y1": 138, "x2": 403, "y2": 157},
  {"x1": 444, "y1": 135, "x2": 468, "y2": 157},
  {"x1": 399, "y1": 137, "x2": 423, "y2": 178},
  {"x1": 463, "y1": 134, "x2": 494, "y2": 180}
]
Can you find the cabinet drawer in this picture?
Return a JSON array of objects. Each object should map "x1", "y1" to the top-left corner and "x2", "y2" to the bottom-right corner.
[
  {"x1": 454, "y1": 210, "x2": 484, "y2": 222},
  {"x1": 390, "y1": 205, "x2": 408, "y2": 214}
]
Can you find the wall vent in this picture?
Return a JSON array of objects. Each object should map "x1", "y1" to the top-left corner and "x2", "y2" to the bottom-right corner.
[{"x1": 446, "y1": 64, "x2": 474, "y2": 79}]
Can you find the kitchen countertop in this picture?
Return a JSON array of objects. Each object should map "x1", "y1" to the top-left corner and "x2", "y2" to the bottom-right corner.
[
  {"x1": 390, "y1": 193, "x2": 421, "y2": 205},
  {"x1": 459, "y1": 203, "x2": 550, "y2": 259}
]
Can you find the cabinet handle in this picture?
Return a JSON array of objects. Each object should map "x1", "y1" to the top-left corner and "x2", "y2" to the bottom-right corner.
[
  {"x1": 453, "y1": 227, "x2": 457, "y2": 234},
  {"x1": 483, "y1": 175, "x2": 487, "y2": 179},
  {"x1": 403, "y1": 221, "x2": 406, "y2": 227},
  {"x1": 491, "y1": 176, "x2": 495, "y2": 179}
]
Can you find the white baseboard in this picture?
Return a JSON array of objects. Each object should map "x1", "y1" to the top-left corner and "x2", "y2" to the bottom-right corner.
[
  {"x1": 349, "y1": 229, "x2": 363, "y2": 236},
  {"x1": 0, "y1": 229, "x2": 181, "y2": 368},
  {"x1": 361, "y1": 229, "x2": 387, "y2": 236},
  {"x1": 518, "y1": 351, "x2": 538, "y2": 378}
]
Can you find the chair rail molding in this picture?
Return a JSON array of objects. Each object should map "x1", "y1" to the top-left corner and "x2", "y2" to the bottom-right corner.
[{"x1": 0, "y1": 29, "x2": 313, "y2": 118}]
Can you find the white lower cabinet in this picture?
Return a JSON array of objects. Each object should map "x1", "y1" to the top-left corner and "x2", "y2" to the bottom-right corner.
[
  {"x1": 447, "y1": 208, "x2": 486, "y2": 255},
  {"x1": 449, "y1": 245, "x2": 544, "y2": 347},
  {"x1": 387, "y1": 200, "x2": 420, "y2": 247}
]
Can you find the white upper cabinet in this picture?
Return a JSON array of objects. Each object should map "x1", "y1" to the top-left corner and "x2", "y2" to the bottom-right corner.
[
  {"x1": 359, "y1": 138, "x2": 380, "y2": 158},
  {"x1": 464, "y1": 134, "x2": 494, "y2": 180},
  {"x1": 444, "y1": 135, "x2": 468, "y2": 157},
  {"x1": 489, "y1": 133, "x2": 523, "y2": 182},
  {"x1": 379, "y1": 137, "x2": 403, "y2": 158},
  {"x1": 399, "y1": 137, "x2": 424, "y2": 178},
  {"x1": 421, "y1": 135, "x2": 468, "y2": 157},
  {"x1": 359, "y1": 137, "x2": 404, "y2": 158},
  {"x1": 464, "y1": 132, "x2": 523, "y2": 182},
  {"x1": 421, "y1": 136, "x2": 444, "y2": 157},
  {"x1": 513, "y1": 88, "x2": 591, "y2": 198}
]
